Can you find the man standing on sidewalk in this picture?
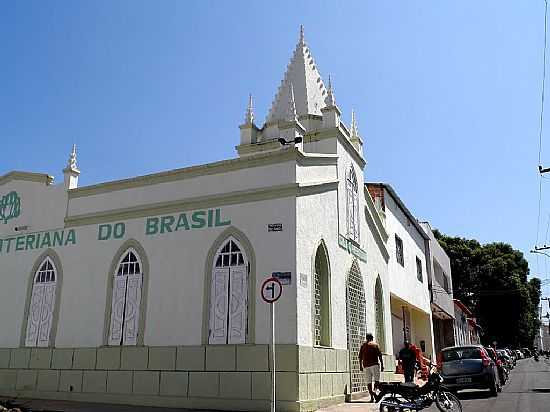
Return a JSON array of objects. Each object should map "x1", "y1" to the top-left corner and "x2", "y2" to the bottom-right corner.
[
  {"x1": 398, "y1": 340, "x2": 417, "y2": 383},
  {"x1": 359, "y1": 333, "x2": 384, "y2": 402}
]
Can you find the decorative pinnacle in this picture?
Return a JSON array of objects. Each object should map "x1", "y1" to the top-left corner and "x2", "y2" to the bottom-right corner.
[
  {"x1": 350, "y1": 110, "x2": 360, "y2": 139},
  {"x1": 299, "y1": 25, "x2": 305, "y2": 45},
  {"x1": 325, "y1": 75, "x2": 336, "y2": 106},
  {"x1": 286, "y1": 82, "x2": 297, "y2": 121},
  {"x1": 244, "y1": 94, "x2": 254, "y2": 125},
  {"x1": 67, "y1": 144, "x2": 78, "y2": 170}
]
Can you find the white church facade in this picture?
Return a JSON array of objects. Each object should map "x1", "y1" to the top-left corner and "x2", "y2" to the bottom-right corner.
[{"x1": 0, "y1": 28, "x2": 434, "y2": 411}]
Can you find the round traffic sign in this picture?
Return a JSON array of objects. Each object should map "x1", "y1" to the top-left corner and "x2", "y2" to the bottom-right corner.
[{"x1": 261, "y1": 277, "x2": 282, "y2": 303}]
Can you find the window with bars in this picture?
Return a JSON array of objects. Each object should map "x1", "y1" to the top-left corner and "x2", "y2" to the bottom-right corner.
[
  {"x1": 346, "y1": 167, "x2": 360, "y2": 243},
  {"x1": 116, "y1": 251, "x2": 141, "y2": 276},
  {"x1": 416, "y1": 257, "x2": 423, "y2": 282},
  {"x1": 395, "y1": 235, "x2": 404, "y2": 266},
  {"x1": 215, "y1": 239, "x2": 245, "y2": 267},
  {"x1": 35, "y1": 259, "x2": 56, "y2": 283}
]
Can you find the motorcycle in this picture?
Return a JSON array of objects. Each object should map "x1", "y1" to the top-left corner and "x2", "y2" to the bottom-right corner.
[
  {"x1": 377, "y1": 364, "x2": 462, "y2": 412},
  {"x1": 534, "y1": 353, "x2": 539, "y2": 362}
]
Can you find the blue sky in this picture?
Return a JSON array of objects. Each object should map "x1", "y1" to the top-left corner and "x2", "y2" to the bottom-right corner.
[{"x1": 1, "y1": 0, "x2": 550, "y2": 305}]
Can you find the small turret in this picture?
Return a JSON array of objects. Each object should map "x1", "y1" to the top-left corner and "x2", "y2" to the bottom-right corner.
[
  {"x1": 63, "y1": 144, "x2": 80, "y2": 190},
  {"x1": 321, "y1": 75, "x2": 341, "y2": 128},
  {"x1": 239, "y1": 94, "x2": 259, "y2": 145},
  {"x1": 349, "y1": 110, "x2": 364, "y2": 152}
]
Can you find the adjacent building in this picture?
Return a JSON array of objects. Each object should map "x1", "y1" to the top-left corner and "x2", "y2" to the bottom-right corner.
[
  {"x1": 453, "y1": 299, "x2": 481, "y2": 346},
  {"x1": 366, "y1": 184, "x2": 435, "y2": 361},
  {"x1": 420, "y1": 222, "x2": 455, "y2": 353}
]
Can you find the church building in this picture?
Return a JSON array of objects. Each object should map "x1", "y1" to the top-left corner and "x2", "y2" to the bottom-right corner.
[{"x1": 0, "y1": 28, "x2": 395, "y2": 411}]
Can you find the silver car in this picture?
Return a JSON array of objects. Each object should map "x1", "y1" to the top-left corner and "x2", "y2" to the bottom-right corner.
[{"x1": 439, "y1": 345, "x2": 500, "y2": 396}]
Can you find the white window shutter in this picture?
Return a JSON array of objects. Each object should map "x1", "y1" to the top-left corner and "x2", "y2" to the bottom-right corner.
[
  {"x1": 123, "y1": 274, "x2": 142, "y2": 346},
  {"x1": 108, "y1": 277, "x2": 128, "y2": 346},
  {"x1": 25, "y1": 284, "x2": 45, "y2": 347},
  {"x1": 228, "y1": 266, "x2": 247, "y2": 344},
  {"x1": 209, "y1": 268, "x2": 229, "y2": 344},
  {"x1": 37, "y1": 283, "x2": 56, "y2": 347}
]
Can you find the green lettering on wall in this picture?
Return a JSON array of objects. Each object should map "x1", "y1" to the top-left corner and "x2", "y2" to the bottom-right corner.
[
  {"x1": 65, "y1": 229, "x2": 76, "y2": 246},
  {"x1": 175, "y1": 213, "x2": 190, "y2": 231},
  {"x1": 25, "y1": 235, "x2": 35, "y2": 250},
  {"x1": 160, "y1": 216, "x2": 175, "y2": 233},
  {"x1": 145, "y1": 217, "x2": 159, "y2": 235},
  {"x1": 53, "y1": 231, "x2": 64, "y2": 247},
  {"x1": 16, "y1": 236, "x2": 25, "y2": 251},
  {"x1": 40, "y1": 232, "x2": 52, "y2": 249},
  {"x1": 191, "y1": 211, "x2": 206, "y2": 229},
  {"x1": 5, "y1": 238, "x2": 14, "y2": 253},
  {"x1": 215, "y1": 208, "x2": 231, "y2": 227},
  {"x1": 98, "y1": 224, "x2": 112, "y2": 241},
  {"x1": 113, "y1": 223, "x2": 125, "y2": 239},
  {"x1": 207, "y1": 209, "x2": 214, "y2": 227}
]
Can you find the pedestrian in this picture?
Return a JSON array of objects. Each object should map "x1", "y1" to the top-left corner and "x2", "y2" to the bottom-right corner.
[
  {"x1": 359, "y1": 332, "x2": 384, "y2": 402},
  {"x1": 398, "y1": 340, "x2": 417, "y2": 383}
]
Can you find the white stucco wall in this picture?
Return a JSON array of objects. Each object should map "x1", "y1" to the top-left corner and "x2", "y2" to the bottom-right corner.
[{"x1": 384, "y1": 192, "x2": 431, "y2": 314}]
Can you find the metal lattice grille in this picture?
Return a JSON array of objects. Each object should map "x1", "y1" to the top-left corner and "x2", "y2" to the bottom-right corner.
[
  {"x1": 314, "y1": 271, "x2": 322, "y2": 346},
  {"x1": 346, "y1": 262, "x2": 367, "y2": 393}
]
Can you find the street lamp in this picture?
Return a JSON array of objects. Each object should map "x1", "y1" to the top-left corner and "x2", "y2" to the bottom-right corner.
[{"x1": 277, "y1": 136, "x2": 303, "y2": 146}]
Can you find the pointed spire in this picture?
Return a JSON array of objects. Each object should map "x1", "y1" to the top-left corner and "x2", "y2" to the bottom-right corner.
[
  {"x1": 244, "y1": 94, "x2": 254, "y2": 125},
  {"x1": 285, "y1": 83, "x2": 297, "y2": 121},
  {"x1": 265, "y1": 25, "x2": 328, "y2": 125},
  {"x1": 67, "y1": 144, "x2": 78, "y2": 170},
  {"x1": 325, "y1": 75, "x2": 336, "y2": 107},
  {"x1": 350, "y1": 110, "x2": 359, "y2": 139}
]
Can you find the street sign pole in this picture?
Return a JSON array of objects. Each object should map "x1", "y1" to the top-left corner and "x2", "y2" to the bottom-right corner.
[
  {"x1": 271, "y1": 301, "x2": 276, "y2": 412},
  {"x1": 261, "y1": 276, "x2": 282, "y2": 412}
]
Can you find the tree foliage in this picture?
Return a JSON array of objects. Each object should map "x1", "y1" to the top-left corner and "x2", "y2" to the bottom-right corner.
[{"x1": 434, "y1": 230, "x2": 541, "y2": 348}]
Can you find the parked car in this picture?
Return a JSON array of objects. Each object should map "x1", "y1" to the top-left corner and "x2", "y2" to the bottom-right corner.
[
  {"x1": 439, "y1": 345, "x2": 501, "y2": 396},
  {"x1": 485, "y1": 347, "x2": 506, "y2": 387},
  {"x1": 522, "y1": 348, "x2": 532, "y2": 357},
  {"x1": 497, "y1": 349, "x2": 513, "y2": 370},
  {"x1": 515, "y1": 349, "x2": 524, "y2": 359},
  {"x1": 505, "y1": 349, "x2": 517, "y2": 366}
]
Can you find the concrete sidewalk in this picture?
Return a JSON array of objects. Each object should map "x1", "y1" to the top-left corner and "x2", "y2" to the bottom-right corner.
[{"x1": 317, "y1": 396, "x2": 380, "y2": 412}]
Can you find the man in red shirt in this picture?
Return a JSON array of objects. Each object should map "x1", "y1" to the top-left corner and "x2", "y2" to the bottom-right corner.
[{"x1": 359, "y1": 333, "x2": 384, "y2": 402}]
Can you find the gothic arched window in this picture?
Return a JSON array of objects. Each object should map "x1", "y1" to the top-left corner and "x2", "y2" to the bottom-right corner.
[
  {"x1": 346, "y1": 166, "x2": 360, "y2": 243},
  {"x1": 108, "y1": 249, "x2": 143, "y2": 346},
  {"x1": 25, "y1": 257, "x2": 57, "y2": 347},
  {"x1": 209, "y1": 237, "x2": 249, "y2": 344}
]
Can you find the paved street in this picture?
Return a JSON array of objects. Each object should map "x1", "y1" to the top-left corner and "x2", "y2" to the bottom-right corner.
[
  {"x1": 322, "y1": 357, "x2": 550, "y2": 412},
  {"x1": 427, "y1": 356, "x2": 550, "y2": 412}
]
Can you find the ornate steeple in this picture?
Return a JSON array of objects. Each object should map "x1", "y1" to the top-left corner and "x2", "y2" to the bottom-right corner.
[
  {"x1": 244, "y1": 94, "x2": 254, "y2": 125},
  {"x1": 67, "y1": 144, "x2": 78, "y2": 170},
  {"x1": 63, "y1": 144, "x2": 80, "y2": 190},
  {"x1": 265, "y1": 26, "x2": 328, "y2": 124}
]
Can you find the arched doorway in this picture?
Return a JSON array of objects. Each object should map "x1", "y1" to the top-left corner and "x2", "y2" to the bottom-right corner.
[
  {"x1": 375, "y1": 276, "x2": 386, "y2": 353},
  {"x1": 25, "y1": 257, "x2": 58, "y2": 347},
  {"x1": 313, "y1": 241, "x2": 331, "y2": 347},
  {"x1": 108, "y1": 248, "x2": 144, "y2": 346},
  {"x1": 346, "y1": 260, "x2": 367, "y2": 393},
  {"x1": 209, "y1": 237, "x2": 248, "y2": 344}
]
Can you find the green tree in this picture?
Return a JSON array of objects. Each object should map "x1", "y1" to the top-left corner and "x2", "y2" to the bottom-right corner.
[{"x1": 434, "y1": 232, "x2": 540, "y2": 347}]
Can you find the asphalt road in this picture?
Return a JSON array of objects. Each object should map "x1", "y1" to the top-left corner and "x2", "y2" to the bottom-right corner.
[{"x1": 425, "y1": 356, "x2": 550, "y2": 412}]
